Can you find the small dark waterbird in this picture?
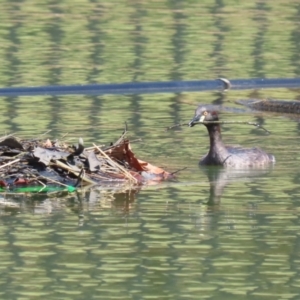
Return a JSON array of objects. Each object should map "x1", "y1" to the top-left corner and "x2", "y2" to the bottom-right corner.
[{"x1": 188, "y1": 105, "x2": 275, "y2": 168}]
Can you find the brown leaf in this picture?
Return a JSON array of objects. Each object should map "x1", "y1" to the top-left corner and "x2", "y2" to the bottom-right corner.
[
  {"x1": 0, "y1": 180, "x2": 8, "y2": 187},
  {"x1": 13, "y1": 178, "x2": 30, "y2": 185},
  {"x1": 123, "y1": 141, "x2": 174, "y2": 182}
]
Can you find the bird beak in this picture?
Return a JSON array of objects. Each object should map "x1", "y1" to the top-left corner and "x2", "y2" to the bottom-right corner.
[{"x1": 188, "y1": 115, "x2": 205, "y2": 127}]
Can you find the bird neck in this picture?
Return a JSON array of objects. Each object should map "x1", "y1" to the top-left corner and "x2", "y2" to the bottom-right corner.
[{"x1": 206, "y1": 124, "x2": 226, "y2": 152}]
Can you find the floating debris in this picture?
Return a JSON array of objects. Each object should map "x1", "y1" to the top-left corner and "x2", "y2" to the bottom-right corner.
[{"x1": 0, "y1": 128, "x2": 173, "y2": 194}]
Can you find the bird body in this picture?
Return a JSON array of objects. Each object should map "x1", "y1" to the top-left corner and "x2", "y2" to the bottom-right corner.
[{"x1": 189, "y1": 105, "x2": 275, "y2": 168}]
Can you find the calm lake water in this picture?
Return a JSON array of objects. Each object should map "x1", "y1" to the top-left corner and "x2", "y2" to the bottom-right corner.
[{"x1": 1, "y1": 1, "x2": 300, "y2": 299}]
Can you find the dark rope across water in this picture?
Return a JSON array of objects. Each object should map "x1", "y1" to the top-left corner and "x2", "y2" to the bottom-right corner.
[{"x1": 0, "y1": 77, "x2": 299, "y2": 97}]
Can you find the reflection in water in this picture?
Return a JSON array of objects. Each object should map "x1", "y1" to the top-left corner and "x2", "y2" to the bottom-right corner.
[
  {"x1": 168, "y1": 0, "x2": 187, "y2": 128},
  {"x1": 45, "y1": 1, "x2": 64, "y2": 137},
  {"x1": 47, "y1": 96, "x2": 63, "y2": 137},
  {"x1": 85, "y1": 1, "x2": 106, "y2": 142},
  {"x1": 86, "y1": 0, "x2": 105, "y2": 83},
  {"x1": 87, "y1": 95, "x2": 104, "y2": 142},
  {"x1": 130, "y1": 1, "x2": 147, "y2": 82},
  {"x1": 169, "y1": 0, "x2": 187, "y2": 81},
  {"x1": 169, "y1": 93, "x2": 185, "y2": 128},
  {"x1": 251, "y1": 1, "x2": 270, "y2": 78},
  {"x1": 46, "y1": 0, "x2": 64, "y2": 85},
  {"x1": 210, "y1": 0, "x2": 230, "y2": 76},
  {"x1": 291, "y1": 4, "x2": 300, "y2": 77},
  {"x1": 211, "y1": 91, "x2": 228, "y2": 106},
  {"x1": 4, "y1": 0, "x2": 22, "y2": 131},
  {"x1": 200, "y1": 166, "x2": 273, "y2": 205},
  {"x1": 4, "y1": 1, "x2": 22, "y2": 132},
  {"x1": 129, "y1": 94, "x2": 144, "y2": 135},
  {"x1": 0, "y1": 188, "x2": 138, "y2": 220},
  {"x1": 4, "y1": 96, "x2": 21, "y2": 133},
  {"x1": 5, "y1": 0, "x2": 22, "y2": 86}
]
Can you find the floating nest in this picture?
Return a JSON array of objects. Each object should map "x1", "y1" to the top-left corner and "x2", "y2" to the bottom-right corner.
[{"x1": 0, "y1": 127, "x2": 173, "y2": 194}]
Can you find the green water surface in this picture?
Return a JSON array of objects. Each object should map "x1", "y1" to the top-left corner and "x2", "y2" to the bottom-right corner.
[{"x1": 0, "y1": 1, "x2": 300, "y2": 299}]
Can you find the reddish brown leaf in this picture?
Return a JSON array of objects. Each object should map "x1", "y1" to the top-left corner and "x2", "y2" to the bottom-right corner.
[
  {"x1": 13, "y1": 178, "x2": 30, "y2": 185},
  {"x1": 0, "y1": 180, "x2": 8, "y2": 187},
  {"x1": 124, "y1": 141, "x2": 174, "y2": 183}
]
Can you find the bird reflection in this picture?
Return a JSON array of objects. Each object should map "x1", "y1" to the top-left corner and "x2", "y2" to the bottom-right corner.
[{"x1": 201, "y1": 166, "x2": 273, "y2": 205}]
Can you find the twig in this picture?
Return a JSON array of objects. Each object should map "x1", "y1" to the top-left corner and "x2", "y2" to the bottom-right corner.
[
  {"x1": 0, "y1": 133, "x2": 17, "y2": 143},
  {"x1": 50, "y1": 160, "x2": 96, "y2": 185},
  {"x1": 84, "y1": 124, "x2": 130, "y2": 152},
  {"x1": 85, "y1": 139, "x2": 141, "y2": 153},
  {"x1": 103, "y1": 122, "x2": 128, "y2": 151},
  {"x1": 60, "y1": 132, "x2": 69, "y2": 140},
  {"x1": 27, "y1": 171, "x2": 72, "y2": 191},
  {"x1": 27, "y1": 130, "x2": 52, "y2": 142},
  {"x1": 0, "y1": 158, "x2": 20, "y2": 170},
  {"x1": 37, "y1": 179, "x2": 47, "y2": 193},
  {"x1": 198, "y1": 120, "x2": 270, "y2": 134},
  {"x1": 38, "y1": 130, "x2": 52, "y2": 138},
  {"x1": 128, "y1": 138, "x2": 142, "y2": 144},
  {"x1": 166, "y1": 122, "x2": 187, "y2": 130},
  {"x1": 166, "y1": 120, "x2": 270, "y2": 134},
  {"x1": 112, "y1": 122, "x2": 128, "y2": 147},
  {"x1": 170, "y1": 167, "x2": 187, "y2": 176},
  {"x1": 38, "y1": 174, "x2": 71, "y2": 188},
  {"x1": 93, "y1": 143, "x2": 138, "y2": 184},
  {"x1": 74, "y1": 168, "x2": 85, "y2": 187},
  {"x1": 84, "y1": 144, "x2": 105, "y2": 151}
]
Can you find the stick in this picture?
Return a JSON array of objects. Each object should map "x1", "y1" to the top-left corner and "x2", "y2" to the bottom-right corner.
[
  {"x1": 93, "y1": 143, "x2": 138, "y2": 184},
  {"x1": 166, "y1": 122, "x2": 187, "y2": 130},
  {"x1": 0, "y1": 158, "x2": 20, "y2": 170},
  {"x1": 104, "y1": 122, "x2": 128, "y2": 151},
  {"x1": 112, "y1": 122, "x2": 128, "y2": 147},
  {"x1": 198, "y1": 120, "x2": 270, "y2": 134},
  {"x1": 37, "y1": 179, "x2": 47, "y2": 193},
  {"x1": 170, "y1": 167, "x2": 187, "y2": 176},
  {"x1": 50, "y1": 160, "x2": 96, "y2": 185},
  {"x1": 38, "y1": 174, "x2": 71, "y2": 188},
  {"x1": 166, "y1": 120, "x2": 270, "y2": 134},
  {"x1": 0, "y1": 133, "x2": 17, "y2": 142},
  {"x1": 84, "y1": 144, "x2": 105, "y2": 151},
  {"x1": 26, "y1": 171, "x2": 73, "y2": 191}
]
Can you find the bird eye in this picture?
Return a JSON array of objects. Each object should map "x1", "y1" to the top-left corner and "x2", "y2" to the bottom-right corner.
[{"x1": 203, "y1": 111, "x2": 208, "y2": 116}]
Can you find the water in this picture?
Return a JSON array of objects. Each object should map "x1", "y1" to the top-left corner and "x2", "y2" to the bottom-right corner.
[{"x1": 1, "y1": 1, "x2": 300, "y2": 299}]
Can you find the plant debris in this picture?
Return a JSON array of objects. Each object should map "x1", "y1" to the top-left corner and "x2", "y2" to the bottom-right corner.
[
  {"x1": 166, "y1": 120, "x2": 270, "y2": 134},
  {"x1": 0, "y1": 128, "x2": 174, "y2": 194}
]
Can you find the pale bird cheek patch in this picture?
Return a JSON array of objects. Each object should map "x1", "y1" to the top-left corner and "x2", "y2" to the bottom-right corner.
[{"x1": 199, "y1": 115, "x2": 206, "y2": 123}]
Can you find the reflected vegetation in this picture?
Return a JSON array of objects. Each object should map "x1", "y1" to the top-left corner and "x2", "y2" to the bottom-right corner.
[
  {"x1": 209, "y1": 0, "x2": 230, "y2": 76},
  {"x1": 251, "y1": 1, "x2": 269, "y2": 78}
]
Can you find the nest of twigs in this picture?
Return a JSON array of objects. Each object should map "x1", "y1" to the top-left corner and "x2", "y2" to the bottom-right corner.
[{"x1": 0, "y1": 127, "x2": 173, "y2": 193}]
